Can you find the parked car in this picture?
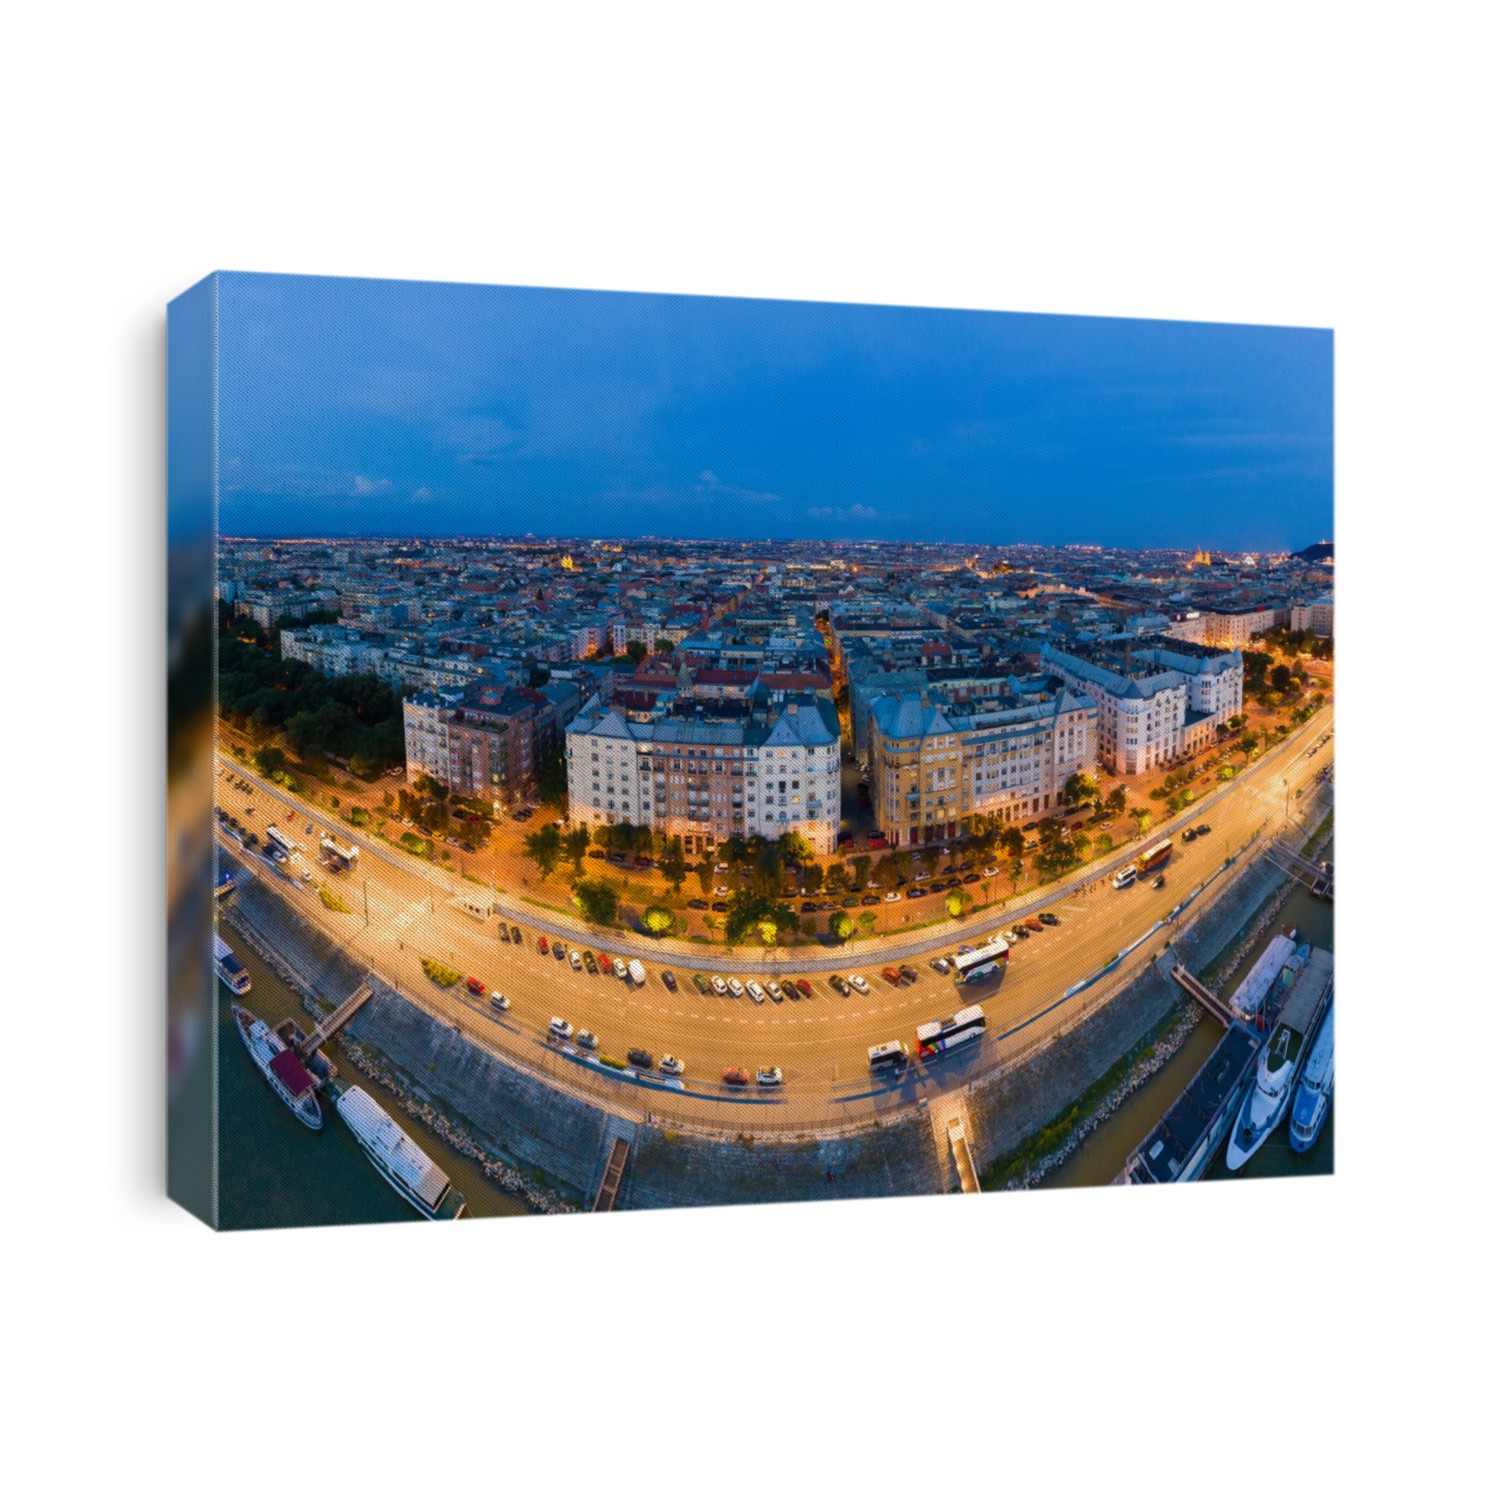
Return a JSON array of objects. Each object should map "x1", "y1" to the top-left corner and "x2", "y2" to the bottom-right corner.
[
  {"x1": 849, "y1": 974, "x2": 870, "y2": 995},
  {"x1": 930, "y1": 956, "x2": 950, "y2": 974},
  {"x1": 569, "y1": 950, "x2": 582, "y2": 969},
  {"x1": 692, "y1": 972, "x2": 710, "y2": 994},
  {"x1": 900, "y1": 964, "x2": 919, "y2": 984},
  {"x1": 884, "y1": 891, "x2": 901, "y2": 903},
  {"x1": 1182, "y1": 827, "x2": 1197, "y2": 842},
  {"x1": 489, "y1": 992, "x2": 511, "y2": 1012},
  {"x1": 794, "y1": 979, "x2": 813, "y2": 999},
  {"x1": 881, "y1": 965, "x2": 902, "y2": 985},
  {"x1": 723, "y1": 1067, "x2": 749, "y2": 1086},
  {"x1": 1024, "y1": 917, "x2": 1044, "y2": 932},
  {"x1": 1038, "y1": 912, "x2": 1059, "y2": 926},
  {"x1": 627, "y1": 1048, "x2": 654, "y2": 1070},
  {"x1": 661, "y1": 970, "x2": 677, "y2": 992},
  {"x1": 660, "y1": 1055, "x2": 684, "y2": 1076},
  {"x1": 688, "y1": 898, "x2": 708, "y2": 910},
  {"x1": 727, "y1": 978, "x2": 744, "y2": 998},
  {"x1": 511, "y1": 925, "x2": 522, "y2": 944},
  {"x1": 830, "y1": 975, "x2": 851, "y2": 996},
  {"x1": 713, "y1": 886, "x2": 729, "y2": 898},
  {"x1": 712, "y1": 902, "x2": 729, "y2": 914},
  {"x1": 1196, "y1": 824, "x2": 1210, "y2": 835},
  {"x1": 766, "y1": 981, "x2": 785, "y2": 1003},
  {"x1": 465, "y1": 976, "x2": 486, "y2": 995},
  {"x1": 861, "y1": 894, "x2": 879, "y2": 906},
  {"x1": 1007, "y1": 926, "x2": 1029, "y2": 941},
  {"x1": 554, "y1": 943, "x2": 567, "y2": 961},
  {"x1": 575, "y1": 1030, "x2": 598, "y2": 1051},
  {"x1": 548, "y1": 1017, "x2": 574, "y2": 1040},
  {"x1": 583, "y1": 951, "x2": 598, "y2": 974},
  {"x1": 756, "y1": 1067, "x2": 784, "y2": 1088},
  {"x1": 597, "y1": 951, "x2": 612, "y2": 972},
  {"x1": 612, "y1": 958, "x2": 628, "y2": 980},
  {"x1": 710, "y1": 975, "x2": 728, "y2": 996},
  {"x1": 747, "y1": 981, "x2": 767, "y2": 1004}
]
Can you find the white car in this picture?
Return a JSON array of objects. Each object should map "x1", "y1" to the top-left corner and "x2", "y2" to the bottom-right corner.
[
  {"x1": 930, "y1": 957, "x2": 950, "y2": 974},
  {"x1": 489, "y1": 991, "x2": 511, "y2": 1011},
  {"x1": 612, "y1": 958, "x2": 628, "y2": 980},
  {"x1": 849, "y1": 974, "x2": 870, "y2": 995},
  {"x1": 712, "y1": 886, "x2": 729, "y2": 897},
  {"x1": 660, "y1": 1055, "x2": 684, "y2": 1076},
  {"x1": 548, "y1": 1017, "x2": 574, "y2": 1040},
  {"x1": 710, "y1": 976, "x2": 728, "y2": 996},
  {"x1": 746, "y1": 981, "x2": 767, "y2": 1004},
  {"x1": 727, "y1": 978, "x2": 744, "y2": 998},
  {"x1": 766, "y1": 981, "x2": 784, "y2": 1002},
  {"x1": 569, "y1": 950, "x2": 582, "y2": 969},
  {"x1": 982, "y1": 866, "x2": 998, "y2": 878},
  {"x1": 756, "y1": 1067, "x2": 783, "y2": 1087},
  {"x1": 884, "y1": 891, "x2": 901, "y2": 902},
  {"x1": 575, "y1": 1030, "x2": 598, "y2": 1051}
]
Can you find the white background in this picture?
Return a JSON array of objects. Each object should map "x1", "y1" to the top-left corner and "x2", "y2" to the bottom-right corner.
[{"x1": 4, "y1": 4, "x2": 1492, "y2": 1496}]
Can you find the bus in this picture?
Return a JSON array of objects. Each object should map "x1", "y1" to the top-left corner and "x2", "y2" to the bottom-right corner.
[
  {"x1": 1135, "y1": 838, "x2": 1172, "y2": 874},
  {"x1": 916, "y1": 1004, "x2": 986, "y2": 1060},
  {"x1": 265, "y1": 825, "x2": 302, "y2": 860},
  {"x1": 868, "y1": 1040, "x2": 910, "y2": 1073},
  {"x1": 952, "y1": 936, "x2": 1009, "y2": 985},
  {"x1": 213, "y1": 933, "x2": 252, "y2": 995},
  {"x1": 320, "y1": 833, "x2": 358, "y2": 868}
]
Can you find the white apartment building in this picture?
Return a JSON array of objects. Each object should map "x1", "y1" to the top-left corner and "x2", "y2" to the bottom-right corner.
[
  {"x1": 1041, "y1": 640, "x2": 1242, "y2": 775},
  {"x1": 1291, "y1": 594, "x2": 1334, "y2": 639}
]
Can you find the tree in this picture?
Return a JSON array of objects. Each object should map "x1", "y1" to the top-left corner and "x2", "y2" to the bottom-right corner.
[
  {"x1": 694, "y1": 859, "x2": 714, "y2": 896},
  {"x1": 1131, "y1": 807, "x2": 1152, "y2": 833},
  {"x1": 642, "y1": 905, "x2": 674, "y2": 936},
  {"x1": 1063, "y1": 772, "x2": 1099, "y2": 807},
  {"x1": 1107, "y1": 783, "x2": 1128, "y2": 816},
  {"x1": 522, "y1": 824, "x2": 563, "y2": 879},
  {"x1": 1096, "y1": 832, "x2": 1113, "y2": 854},
  {"x1": 653, "y1": 638, "x2": 673, "y2": 654},
  {"x1": 946, "y1": 888, "x2": 974, "y2": 919},
  {"x1": 857, "y1": 911, "x2": 878, "y2": 936},
  {"x1": 999, "y1": 826, "x2": 1025, "y2": 860},
  {"x1": 254, "y1": 745, "x2": 287, "y2": 778},
  {"x1": 660, "y1": 836, "x2": 687, "y2": 893},
  {"x1": 826, "y1": 862, "x2": 850, "y2": 894},
  {"x1": 757, "y1": 918, "x2": 780, "y2": 946},
  {"x1": 535, "y1": 746, "x2": 568, "y2": 813},
  {"x1": 1008, "y1": 859, "x2": 1024, "y2": 893},
  {"x1": 572, "y1": 878, "x2": 619, "y2": 926},
  {"x1": 1238, "y1": 733, "x2": 1260, "y2": 758},
  {"x1": 563, "y1": 825, "x2": 591, "y2": 875},
  {"x1": 829, "y1": 910, "x2": 854, "y2": 941},
  {"x1": 803, "y1": 861, "x2": 825, "y2": 895},
  {"x1": 624, "y1": 639, "x2": 649, "y2": 665},
  {"x1": 852, "y1": 854, "x2": 873, "y2": 890}
]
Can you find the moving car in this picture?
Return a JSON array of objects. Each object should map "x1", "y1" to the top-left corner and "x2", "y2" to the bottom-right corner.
[
  {"x1": 627, "y1": 1048, "x2": 654, "y2": 1070},
  {"x1": 576, "y1": 1030, "x2": 598, "y2": 1051},
  {"x1": 727, "y1": 977, "x2": 744, "y2": 998},
  {"x1": 723, "y1": 1067, "x2": 749, "y2": 1087},
  {"x1": 661, "y1": 970, "x2": 677, "y2": 992},
  {"x1": 756, "y1": 1067, "x2": 783, "y2": 1088},
  {"x1": 660, "y1": 1055, "x2": 684, "y2": 1076},
  {"x1": 746, "y1": 981, "x2": 767, "y2": 1004},
  {"x1": 1151, "y1": 874, "x2": 1167, "y2": 889},
  {"x1": 465, "y1": 977, "x2": 486, "y2": 996},
  {"x1": 548, "y1": 1017, "x2": 574, "y2": 1040},
  {"x1": 1196, "y1": 824, "x2": 1210, "y2": 835},
  {"x1": 849, "y1": 974, "x2": 870, "y2": 995},
  {"x1": 1182, "y1": 827, "x2": 1197, "y2": 842}
]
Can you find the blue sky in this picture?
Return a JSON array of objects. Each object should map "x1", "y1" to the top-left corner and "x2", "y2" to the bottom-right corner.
[{"x1": 212, "y1": 272, "x2": 1332, "y2": 551}]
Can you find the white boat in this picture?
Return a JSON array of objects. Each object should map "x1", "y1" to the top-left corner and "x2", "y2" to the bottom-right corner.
[
  {"x1": 333, "y1": 1085, "x2": 466, "y2": 1220},
  {"x1": 230, "y1": 1003, "x2": 322, "y2": 1129},
  {"x1": 1226, "y1": 948, "x2": 1332, "y2": 1170},
  {"x1": 1289, "y1": 1000, "x2": 1334, "y2": 1153}
]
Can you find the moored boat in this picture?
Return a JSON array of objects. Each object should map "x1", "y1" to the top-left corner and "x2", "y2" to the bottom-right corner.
[
  {"x1": 332, "y1": 1084, "x2": 466, "y2": 1220},
  {"x1": 230, "y1": 1003, "x2": 323, "y2": 1129},
  {"x1": 1289, "y1": 1000, "x2": 1334, "y2": 1153}
]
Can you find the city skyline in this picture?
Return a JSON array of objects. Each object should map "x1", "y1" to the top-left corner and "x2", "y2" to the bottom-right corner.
[{"x1": 212, "y1": 273, "x2": 1333, "y2": 552}]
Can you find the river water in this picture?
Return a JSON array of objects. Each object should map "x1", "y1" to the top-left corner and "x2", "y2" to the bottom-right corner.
[
  {"x1": 216, "y1": 942, "x2": 532, "y2": 1230},
  {"x1": 1045, "y1": 880, "x2": 1335, "y2": 1190}
]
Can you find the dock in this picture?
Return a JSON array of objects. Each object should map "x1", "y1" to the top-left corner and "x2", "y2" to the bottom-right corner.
[
  {"x1": 1266, "y1": 840, "x2": 1333, "y2": 898},
  {"x1": 1169, "y1": 964, "x2": 1236, "y2": 1027},
  {"x1": 297, "y1": 979, "x2": 375, "y2": 1055},
  {"x1": 592, "y1": 1136, "x2": 630, "y2": 1212}
]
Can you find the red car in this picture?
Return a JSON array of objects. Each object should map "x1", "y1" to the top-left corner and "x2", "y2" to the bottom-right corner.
[
  {"x1": 597, "y1": 952, "x2": 612, "y2": 973},
  {"x1": 465, "y1": 976, "x2": 485, "y2": 995},
  {"x1": 537, "y1": 935, "x2": 549, "y2": 955},
  {"x1": 723, "y1": 1067, "x2": 750, "y2": 1086},
  {"x1": 881, "y1": 965, "x2": 903, "y2": 985},
  {"x1": 794, "y1": 979, "x2": 813, "y2": 999},
  {"x1": 1024, "y1": 917, "x2": 1044, "y2": 932}
]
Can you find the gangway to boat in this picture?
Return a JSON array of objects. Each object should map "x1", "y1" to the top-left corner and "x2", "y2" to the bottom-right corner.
[
  {"x1": 592, "y1": 1136, "x2": 630, "y2": 1212},
  {"x1": 299, "y1": 980, "x2": 375, "y2": 1054},
  {"x1": 948, "y1": 1117, "x2": 980, "y2": 1194},
  {"x1": 1170, "y1": 965, "x2": 1236, "y2": 1027},
  {"x1": 1265, "y1": 840, "x2": 1333, "y2": 899}
]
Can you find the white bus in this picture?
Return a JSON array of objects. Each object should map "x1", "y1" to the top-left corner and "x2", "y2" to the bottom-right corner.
[
  {"x1": 916, "y1": 1004, "x2": 986, "y2": 1060},
  {"x1": 868, "y1": 1040, "x2": 910, "y2": 1073},
  {"x1": 952, "y1": 936, "x2": 1009, "y2": 985},
  {"x1": 320, "y1": 833, "x2": 358, "y2": 867},
  {"x1": 213, "y1": 933, "x2": 252, "y2": 995},
  {"x1": 265, "y1": 825, "x2": 302, "y2": 859}
]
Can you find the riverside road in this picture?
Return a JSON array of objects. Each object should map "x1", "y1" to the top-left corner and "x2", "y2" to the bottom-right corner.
[{"x1": 217, "y1": 709, "x2": 1332, "y2": 1129}]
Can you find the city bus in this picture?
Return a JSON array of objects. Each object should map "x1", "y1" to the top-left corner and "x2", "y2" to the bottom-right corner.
[
  {"x1": 213, "y1": 933, "x2": 252, "y2": 996},
  {"x1": 265, "y1": 825, "x2": 301, "y2": 860},
  {"x1": 952, "y1": 936, "x2": 1009, "y2": 985},
  {"x1": 916, "y1": 1004, "x2": 986, "y2": 1060},
  {"x1": 1135, "y1": 838, "x2": 1173, "y2": 875},
  {"x1": 319, "y1": 833, "x2": 359, "y2": 870},
  {"x1": 868, "y1": 1040, "x2": 910, "y2": 1073}
]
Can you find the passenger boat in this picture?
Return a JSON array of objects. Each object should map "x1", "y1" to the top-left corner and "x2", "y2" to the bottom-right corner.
[
  {"x1": 230, "y1": 1003, "x2": 323, "y2": 1129},
  {"x1": 1288, "y1": 1000, "x2": 1334, "y2": 1153},
  {"x1": 332, "y1": 1084, "x2": 466, "y2": 1220}
]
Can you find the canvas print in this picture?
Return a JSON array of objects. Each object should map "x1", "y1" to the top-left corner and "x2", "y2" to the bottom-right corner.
[{"x1": 167, "y1": 272, "x2": 1333, "y2": 1228}]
